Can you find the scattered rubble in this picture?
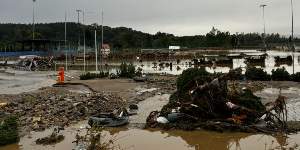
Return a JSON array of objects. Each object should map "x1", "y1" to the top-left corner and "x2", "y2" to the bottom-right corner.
[
  {"x1": 73, "y1": 128, "x2": 120, "y2": 150},
  {"x1": 0, "y1": 87, "x2": 126, "y2": 133},
  {"x1": 146, "y1": 68, "x2": 294, "y2": 134}
]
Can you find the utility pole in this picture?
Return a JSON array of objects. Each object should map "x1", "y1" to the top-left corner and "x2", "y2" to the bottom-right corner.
[
  {"x1": 291, "y1": 0, "x2": 295, "y2": 51},
  {"x1": 32, "y1": 0, "x2": 36, "y2": 40},
  {"x1": 260, "y1": 4, "x2": 267, "y2": 50},
  {"x1": 101, "y1": 11, "x2": 104, "y2": 70},
  {"x1": 32, "y1": 0, "x2": 36, "y2": 51},
  {"x1": 76, "y1": 10, "x2": 82, "y2": 54},
  {"x1": 291, "y1": 0, "x2": 295, "y2": 74},
  {"x1": 95, "y1": 26, "x2": 98, "y2": 72},
  {"x1": 83, "y1": 10, "x2": 86, "y2": 72},
  {"x1": 65, "y1": 11, "x2": 68, "y2": 71}
]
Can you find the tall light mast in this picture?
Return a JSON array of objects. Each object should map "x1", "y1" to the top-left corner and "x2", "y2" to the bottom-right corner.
[
  {"x1": 260, "y1": 4, "x2": 267, "y2": 50},
  {"x1": 101, "y1": 11, "x2": 104, "y2": 70},
  {"x1": 65, "y1": 11, "x2": 68, "y2": 71},
  {"x1": 291, "y1": 0, "x2": 295, "y2": 74},
  {"x1": 32, "y1": 0, "x2": 36, "y2": 40},
  {"x1": 83, "y1": 10, "x2": 86, "y2": 72},
  {"x1": 76, "y1": 10, "x2": 82, "y2": 54},
  {"x1": 291, "y1": 0, "x2": 295, "y2": 51},
  {"x1": 95, "y1": 25, "x2": 98, "y2": 72},
  {"x1": 32, "y1": 0, "x2": 36, "y2": 51}
]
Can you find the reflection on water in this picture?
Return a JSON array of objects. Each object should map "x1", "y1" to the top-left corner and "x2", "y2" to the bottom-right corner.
[
  {"x1": 3, "y1": 125, "x2": 299, "y2": 150},
  {"x1": 71, "y1": 50, "x2": 300, "y2": 75},
  {"x1": 2, "y1": 50, "x2": 300, "y2": 75},
  {"x1": 133, "y1": 50, "x2": 300, "y2": 75},
  {"x1": 102, "y1": 129, "x2": 300, "y2": 150}
]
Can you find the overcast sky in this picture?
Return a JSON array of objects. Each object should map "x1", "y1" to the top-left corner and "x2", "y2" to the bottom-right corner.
[{"x1": 0, "y1": 0, "x2": 298, "y2": 36}]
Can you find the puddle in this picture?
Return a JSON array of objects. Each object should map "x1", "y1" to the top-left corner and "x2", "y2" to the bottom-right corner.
[
  {"x1": 130, "y1": 94, "x2": 170, "y2": 124},
  {"x1": 136, "y1": 88, "x2": 158, "y2": 95},
  {"x1": 1, "y1": 92, "x2": 300, "y2": 150},
  {"x1": 3, "y1": 124, "x2": 299, "y2": 150}
]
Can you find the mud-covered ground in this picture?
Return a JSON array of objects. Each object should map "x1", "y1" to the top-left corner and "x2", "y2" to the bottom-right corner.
[{"x1": 1, "y1": 70, "x2": 300, "y2": 150}]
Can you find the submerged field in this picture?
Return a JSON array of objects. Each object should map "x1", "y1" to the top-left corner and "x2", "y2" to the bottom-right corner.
[{"x1": 1, "y1": 50, "x2": 300, "y2": 150}]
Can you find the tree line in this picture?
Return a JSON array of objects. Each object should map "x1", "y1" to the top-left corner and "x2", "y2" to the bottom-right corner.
[{"x1": 0, "y1": 23, "x2": 298, "y2": 51}]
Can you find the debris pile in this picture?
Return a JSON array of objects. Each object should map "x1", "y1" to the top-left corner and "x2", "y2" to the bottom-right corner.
[
  {"x1": 73, "y1": 128, "x2": 120, "y2": 150},
  {"x1": 146, "y1": 68, "x2": 291, "y2": 133},
  {"x1": 35, "y1": 128, "x2": 64, "y2": 145},
  {"x1": 0, "y1": 87, "x2": 126, "y2": 132},
  {"x1": 14, "y1": 55, "x2": 54, "y2": 71}
]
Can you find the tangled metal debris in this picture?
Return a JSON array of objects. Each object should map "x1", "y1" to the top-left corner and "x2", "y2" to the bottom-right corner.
[{"x1": 14, "y1": 55, "x2": 54, "y2": 71}]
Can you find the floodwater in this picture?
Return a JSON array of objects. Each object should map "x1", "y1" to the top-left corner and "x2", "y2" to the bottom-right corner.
[
  {"x1": 2, "y1": 50, "x2": 300, "y2": 149},
  {"x1": 52, "y1": 50, "x2": 300, "y2": 75},
  {"x1": 134, "y1": 50, "x2": 300, "y2": 75},
  {"x1": 0, "y1": 69, "x2": 56, "y2": 94},
  {"x1": 2, "y1": 124, "x2": 299, "y2": 150},
  {"x1": 1, "y1": 90, "x2": 300, "y2": 150}
]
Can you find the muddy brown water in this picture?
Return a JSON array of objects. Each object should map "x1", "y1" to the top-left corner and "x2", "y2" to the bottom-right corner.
[
  {"x1": 1, "y1": 91, "x2": 300, "y2": 150},
  {"x1": 2, "y1": 125, "x2": 299, "y2": 150},
  {"x1": 2, "y1": 51, "x2": 300, "y2": 150},
  {"x1": 53, "y1": 50, "x2": 300, "y2": 75}
]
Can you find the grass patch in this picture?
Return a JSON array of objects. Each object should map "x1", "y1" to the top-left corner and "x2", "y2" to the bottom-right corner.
[
  {"x1": 80, "y1": 72, "x2": 109, "y2": 80},
  {"x1": 0, "y1": 116, "x2": 19, "y2": 146}
]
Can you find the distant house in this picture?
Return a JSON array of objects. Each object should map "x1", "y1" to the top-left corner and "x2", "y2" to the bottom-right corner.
[
  {"x1": 101, "y1": 44, "x2": 110, "y2": 57},
  {"x1": 169, "y1": 46, "x2": 180, "y2": 50}
]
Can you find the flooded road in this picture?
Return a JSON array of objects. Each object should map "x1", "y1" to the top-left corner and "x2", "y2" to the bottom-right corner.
[{"x1": 0, "y1": 69, "x2": 56, "y2": 94}]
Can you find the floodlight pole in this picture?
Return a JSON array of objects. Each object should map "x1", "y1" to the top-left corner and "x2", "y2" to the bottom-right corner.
[
  {"x1": 32, "y1": 0, "x2": 36, "y2": 51},
  {"x1": 101, "y1": 11, "x2": 104, "y2": 70},
  {"x1": 83, "y1": 10, "x2": 86, "y2": 72},
  {"x1": 260, "y1": 4, "x2": 267, "y2": 50},
  {"x1": 95, "y1": 26, "x2": 98, "y2": 72},
  {"x1": 291, "y1": 0, "x2": 295, "y2": 74},
  {"x1": 65, "y1": 11, "x2": 68, "y2": 71},
  {"x1": 76, "y1": 10, "x2": 82, "y2": 54},
  {"x1": 291, "y1": 0, "x2": 295, "y2": 51},
  {"x1": 32, "y1": 0, "x2": 36, "y2": 40}
]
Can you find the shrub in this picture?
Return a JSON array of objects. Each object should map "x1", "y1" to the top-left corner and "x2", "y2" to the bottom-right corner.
[
  {"x1": 230, "y1": 89, "x2": 265, "y2": 113},
  {"x1": 227, "y1": 68, "x2": 243, "y2": 80},
  {"x1": 291, "y1": 72, "x2": 300, "y2": 82},
  {"x1": 245, "y1": 67, "x2": 271, "y2": 81},
  {"x1": 176, "y1": 67, "x2": 211, "y2": 92},
  {"x1": 0, "y1": 116, "x2": 19, "y2": 146},
  {"x1": 80, "y1": 72, "x2": 109, "y2": 80},
  {"x1": 117, "y1": 62, "x2": 136, "y2": 78},
  {"x1": 271, "y1": 67, "x2": 290, "y2": 81}
]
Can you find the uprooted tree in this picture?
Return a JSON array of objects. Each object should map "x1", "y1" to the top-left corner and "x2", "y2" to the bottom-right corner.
[{"x1": 146, "y1": 68, "x2": 291, "y2": 134}]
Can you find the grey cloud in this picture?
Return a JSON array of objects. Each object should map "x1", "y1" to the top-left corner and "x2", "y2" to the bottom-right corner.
[{"x1": 0, "y1": 0, "x2": 298, "y2": 36}]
